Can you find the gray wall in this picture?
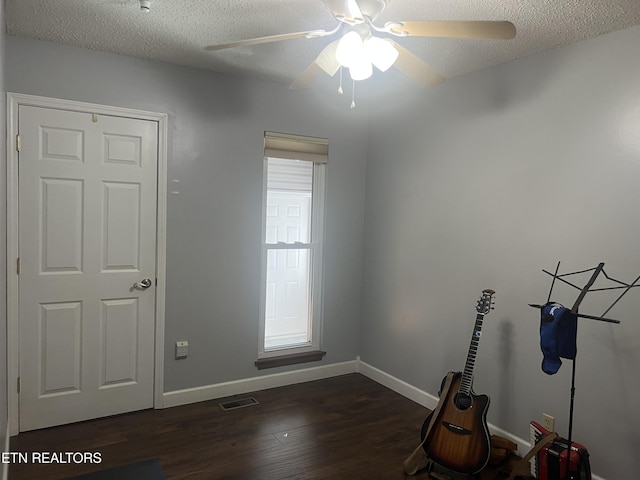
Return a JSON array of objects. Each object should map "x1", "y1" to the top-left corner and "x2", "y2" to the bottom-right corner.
[
  {"x1": 362, "y1": 26, "x2": 640, "y2": 480},
  {"x1": 5, "y1": 35, "x2": 367, "y2": 392},
  {"x1": 5, "y1": 20, "x2": 640, "y2": 480},
  {"x1": 1, "y1": 0, "x2": 8, "y2": 454}
]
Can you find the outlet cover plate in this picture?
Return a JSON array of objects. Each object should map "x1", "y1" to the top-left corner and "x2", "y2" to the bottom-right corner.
[
  {"x1": 543, "y1": 413, "x2": 555, "y2": 432},
  {"x1": 175, "y1": 340, "x2": 189, "y2": 359}
]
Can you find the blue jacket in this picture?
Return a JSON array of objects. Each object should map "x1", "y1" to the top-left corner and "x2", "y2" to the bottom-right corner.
[{"x1": 540, "y1": 302, "x2": 577, "y2": 374}]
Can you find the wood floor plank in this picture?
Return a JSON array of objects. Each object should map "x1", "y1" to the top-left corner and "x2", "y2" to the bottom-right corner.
[{"x1": 9, "y1": 374, "x2": 513, "y2": 479}]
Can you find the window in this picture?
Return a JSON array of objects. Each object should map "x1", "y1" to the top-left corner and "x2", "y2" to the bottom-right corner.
[{"x1": 258, "y1": 132, "x2": 327, "y2": 361}]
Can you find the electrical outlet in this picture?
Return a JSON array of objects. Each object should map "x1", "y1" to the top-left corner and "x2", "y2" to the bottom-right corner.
[
  {"x1": 543, "y1": 413, "x2": 555, "y2": 432},
  {"x1": 175, "y1": 340, "x2": 189, "y2": 359}
]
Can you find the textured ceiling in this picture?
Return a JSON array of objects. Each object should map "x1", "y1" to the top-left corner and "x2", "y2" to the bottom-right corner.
[{"x1": 5, "y1": 0, "x2": 640, "y2": 89}]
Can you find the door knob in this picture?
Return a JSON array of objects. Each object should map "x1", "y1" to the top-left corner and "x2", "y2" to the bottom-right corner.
[{"x1": 133, "y1": 278, "x2": 153, "y2": 290}]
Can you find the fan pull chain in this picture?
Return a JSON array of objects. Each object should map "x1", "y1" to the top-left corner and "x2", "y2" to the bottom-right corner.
[
  {"x1": 338, "y1": 67, "x2": 344, "y2": 94},
  {"x1": 351, "y1": 79, "x2": 356, "y2": 109}
]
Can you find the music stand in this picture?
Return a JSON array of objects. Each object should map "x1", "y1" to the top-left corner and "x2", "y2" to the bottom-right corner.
[{"x1": 529, "y1": 262, "x2": 640, "y2": 480}]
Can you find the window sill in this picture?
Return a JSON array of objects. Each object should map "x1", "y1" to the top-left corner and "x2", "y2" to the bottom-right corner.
[{"x1": 255, "y1": 350, "x2": 326, "y2": 370}]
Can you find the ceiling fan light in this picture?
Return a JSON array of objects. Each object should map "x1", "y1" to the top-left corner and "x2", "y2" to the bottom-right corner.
[
  {"x1": 336, "y1": 31, "x2": 363, "y2": 68},
  {"x1": 349, "y1": 56, "x2": 373, "y2": 81},
  {"x1": 364, "y1": 37, "x2": 398, "y2": 72}
]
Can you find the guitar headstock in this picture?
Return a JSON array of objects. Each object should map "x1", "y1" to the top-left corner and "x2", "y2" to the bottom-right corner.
[{"x1": 476, "y1": 289, "x2": 496, "y2": 315}]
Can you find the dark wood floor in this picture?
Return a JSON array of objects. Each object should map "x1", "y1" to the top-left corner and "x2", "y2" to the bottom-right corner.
[{"x1": 10, "y1": 374, "x2": 517, "y2": 479}]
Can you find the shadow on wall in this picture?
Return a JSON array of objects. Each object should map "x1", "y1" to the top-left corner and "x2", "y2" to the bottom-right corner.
[{"x1": 496, "y1": 318, "x2": 515, "y2": 427}]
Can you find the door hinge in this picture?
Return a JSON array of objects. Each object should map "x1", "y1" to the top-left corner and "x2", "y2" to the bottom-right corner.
[
  {"x1": 16, "y1": 258, "x2": 21, "y2": 275},
  {"x1": 16, "y1": 134, "x2": 21, "y2": 152},
  {"x1": 17, "y1": 377, "x2": 20, "y2": 394}
]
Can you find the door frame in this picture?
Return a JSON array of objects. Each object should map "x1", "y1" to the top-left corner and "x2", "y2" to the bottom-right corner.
[{"x1": 6, "y1": 93, "x2": 168, "y2": 436}]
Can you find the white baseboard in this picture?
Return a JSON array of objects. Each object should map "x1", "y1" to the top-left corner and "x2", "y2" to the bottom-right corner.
[
  {"x1": 355, "y1": 360, "x2": 606, "y2": 480},
  {"x1": 162, "y1": 360, "x2": 358, "y2": 408},
  {"x1": 357, "y1": 359, "x2": 538, "y2": 453},
  {"x1": 357, "y1": 359, "x2": 439, "y2": 410},
  {"x1": 161, "y1": 358, "x2": 605, "y2": 480}
]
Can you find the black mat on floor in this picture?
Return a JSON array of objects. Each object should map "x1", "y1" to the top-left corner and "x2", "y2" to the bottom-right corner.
[{"x1": 68, "y1": 458, "x2": 166, "y2": 480}]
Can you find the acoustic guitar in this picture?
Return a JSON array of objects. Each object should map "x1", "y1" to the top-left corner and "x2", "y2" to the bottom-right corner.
[{"x1": 420, "y1": 289, "x2": 495, "y2": 475}]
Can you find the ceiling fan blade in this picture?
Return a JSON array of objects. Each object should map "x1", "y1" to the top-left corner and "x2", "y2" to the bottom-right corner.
[
  {"x1": 392, "y1": 43, "x2": 446, "y2": 88},
  {"x1": 205, "y1": 32, "x2": 308, "y2": 51},
  {"x1": 290, "y1": 40, "x2": 341, "y2": 89},
  {"x1": 314, "y1": 39, "x2": 341, "y2": 76},
  {"x1": 204, "y1": 27, "x2": 336, "y2": 52},
  {"x1": 290, "y1": 63, "x2": 325, "y2": 90},
  {"x1": 321, "y1": 0, "x2": 365, "y2": 25},
  {"x1": 390, "y1": 21, "x2": 516, "y2": 39}
]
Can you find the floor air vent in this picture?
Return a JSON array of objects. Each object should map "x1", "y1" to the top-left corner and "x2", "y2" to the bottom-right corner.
[{"x1": 219, "y1": 396, "x2": 259, "y2": 411}]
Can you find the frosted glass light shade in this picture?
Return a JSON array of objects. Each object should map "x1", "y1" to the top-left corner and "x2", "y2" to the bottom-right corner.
[
  {"x1": 336, "y1": 31, "x2": 362, "y2": 68},
  {"x1": 349, "y1": 55, "x2": 373, "y2": 80},
  {"x1": 364, "y1": 37, "x2": 399, "y2": 72}
]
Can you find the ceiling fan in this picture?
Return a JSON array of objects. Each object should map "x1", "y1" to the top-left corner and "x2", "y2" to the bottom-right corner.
[{"x1": 204, "y1": 0, "x2": 516, "y2": 104}]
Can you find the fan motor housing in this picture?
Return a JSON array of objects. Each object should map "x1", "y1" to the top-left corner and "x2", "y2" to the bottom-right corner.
[{"x1": 357, "y1": 0, "x2": 390, "y2": 21}]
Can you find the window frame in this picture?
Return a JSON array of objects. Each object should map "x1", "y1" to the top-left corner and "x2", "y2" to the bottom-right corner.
[{"x1": 257, "y1": 154, "x2": 326, "y2": 360}]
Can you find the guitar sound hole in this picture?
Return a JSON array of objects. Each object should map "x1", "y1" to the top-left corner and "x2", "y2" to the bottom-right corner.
[{"x1": 454, "y1": 393, "x2": 472, "y2": 410}]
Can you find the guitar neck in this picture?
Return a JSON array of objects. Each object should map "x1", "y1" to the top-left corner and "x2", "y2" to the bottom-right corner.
[{"x1": 459, "y1": 312, "x2": 485, "y2": 394}]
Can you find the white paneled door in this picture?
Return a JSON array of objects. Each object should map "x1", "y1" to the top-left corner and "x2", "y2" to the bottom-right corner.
[{"x1": 18, "y1": 105, "x2": 158, "y2": 431}]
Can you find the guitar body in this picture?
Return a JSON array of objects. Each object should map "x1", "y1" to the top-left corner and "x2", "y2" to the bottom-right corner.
[{"x1": 421, "y1": 371, "x2": 491, "y2": 475}]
